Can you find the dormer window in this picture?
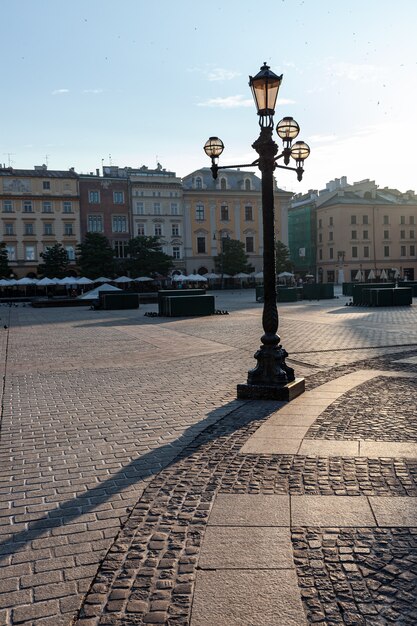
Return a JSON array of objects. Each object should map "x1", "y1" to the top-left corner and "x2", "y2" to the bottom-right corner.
[
  {"x1": 245, "y1": 179, "x2": 251, "y2": 191},
  {"x1": 196, "y1": 177, "x2": 202, "y2": 189},
  {"x1": 220, "y1": 177, "x2": 227, "y2": 190}
]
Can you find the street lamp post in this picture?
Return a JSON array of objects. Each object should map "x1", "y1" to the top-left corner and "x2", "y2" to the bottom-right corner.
[{"x1": 204, "y1": 62, "x2": 310, "y2": 401}]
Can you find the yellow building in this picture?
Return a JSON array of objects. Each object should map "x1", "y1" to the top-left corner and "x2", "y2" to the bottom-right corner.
[
  {"x1": 182, "y1": 167, "x2": 292, "y2": 275},
  {"x1": 0, "y1": 165, "x2": 80, "y2": 277}
]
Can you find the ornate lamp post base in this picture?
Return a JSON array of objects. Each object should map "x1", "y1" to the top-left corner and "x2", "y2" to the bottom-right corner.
[{"x1": 237, "y1": 378, "x2": 305, "y2": 401}]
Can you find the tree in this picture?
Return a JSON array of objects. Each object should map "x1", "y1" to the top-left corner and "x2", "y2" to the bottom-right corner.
[
  {"x1": 126, "y1": 236, "x2": 174, "y2": 277},
  {"x1": 0, "y1": 243, "x2": 11, "y2": 278},
  {"x1": 37, "y1": 243, "x2": 70, "y2": 278},
  {"x1": 214, "y1": 239, "x2": 254, "y2": 276},
  {"x1": 76, "y1": 233, "x2": 115, "y2": 279},
  {"x1": 275, "y1": 240, "x2": 294, "y2": 274}
]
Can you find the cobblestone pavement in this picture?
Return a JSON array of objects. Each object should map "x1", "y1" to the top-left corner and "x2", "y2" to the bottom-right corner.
[{"x1": 1, "y1": 291, "x2": 417, "y2": 625}]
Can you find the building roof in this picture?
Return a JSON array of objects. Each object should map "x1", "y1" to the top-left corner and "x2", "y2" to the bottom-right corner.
[
  {"x1": 0, "y1": 167, "x2": 78, "y2": 179},
  {"x1": 318, "y1": 191, "x2": 394, "y2": 208}
]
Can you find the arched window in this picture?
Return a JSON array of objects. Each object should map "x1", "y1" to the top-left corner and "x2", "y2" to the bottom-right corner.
[
  {"x1": 245, "y1": 179, "x2": 251, "y2": 191},
  {"x1": 220, "y1": 177, "x2": 227, "y2": 190}
]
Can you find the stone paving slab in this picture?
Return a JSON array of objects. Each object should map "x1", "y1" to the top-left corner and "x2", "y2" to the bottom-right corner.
[
  {"x1": 291, "y1": 495, "x2": 377, "y2": 527},
  {"x1": 369, "y1": 496, "x2": 417, "y2": 526},
  {"x1": 191, "y1": 569, "x2": 307, "y2": 626},
  {"x1": 198, "y1": 526, "x2": 294, "y2": 569},
  {"x1": 207, "y1": 494, "x2": 290, "y2": 526}
]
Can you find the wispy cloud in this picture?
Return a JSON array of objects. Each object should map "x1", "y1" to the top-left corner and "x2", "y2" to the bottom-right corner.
[
  {"x1": 197, "y1": 95, "x2": 296, "y2": 109},
  {"x1": 83, "y1": 88, "x2": 104, "y2": 94},
  {"x1": 197, "y1": 95, "x2": 253, "y2": 108},
  {"x1": 187, "y1": 65, "x2": 240, "y2": 82},
  {"x1": 277, "y1": 98, "x2": 296, "y2": 106},
  {"x1": 52, "y1": 88, "x2": 69, "y2": 95},
  {"x1": 309, "y1": 134, "x2": 338, "y2": 143},
  {"x1": 326, "y1": 61, "x2": 383, "y2": 82},
  {"x1": 207, "y1": 68, "x2": 241, "y2": 81}
]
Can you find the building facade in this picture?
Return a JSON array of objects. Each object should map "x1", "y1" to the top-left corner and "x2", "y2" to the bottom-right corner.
[
  {"x1": 79, "y1": 170, "x2": 130, "y2": 261},
  {"x1": 0, "y1": 165, "x2": 79, "y2": 277},
  {"x1": 317, "y1": 187, "x2": 417, "y2": 283},
  {"x1": 126, "y1": 164, "x2": 185, "y2": 270},
  {"x1": 182, "y1": 167, "x2": 292, "y2": 275}
]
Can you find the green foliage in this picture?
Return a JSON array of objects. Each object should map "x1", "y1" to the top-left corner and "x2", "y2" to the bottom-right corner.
[
  {"x1": 126, "y1": 236, "x2": 174, "y2": 276},
  {"x1": 0, "y1": 242, "x2": 11, "y2": 278},
  {"x1": 214, "y1": 239, "x2": 254, "y2": 276},
  {"x1": 76, "y1": 233, "x2": 115, "y2": 279},
  {"x1": 37, "y1": 243, "x2": 70, "y2": 278},
  {"x1": 275, "y1": 240, "x2": 294, "y2": 274}
]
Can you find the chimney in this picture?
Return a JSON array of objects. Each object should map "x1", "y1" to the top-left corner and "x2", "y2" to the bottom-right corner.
[{"x1": 96, "y1": 169, "x2": 100, "y2": 176}]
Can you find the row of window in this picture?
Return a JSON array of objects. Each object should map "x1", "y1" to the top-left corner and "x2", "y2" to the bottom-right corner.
[
  {"x1": 196, "y1": 236, "x2": 254, "y2": 254},
  {"x1": 133, "y1": 190, "x2": 180, "y2": 198},
  {"x1": 88, "y1": 215, "x2": 182, "y2": 238},
  {"x1": 318, "y1": 245, "x2": 416, "y2": 261},
  {"x1": 4, "y1": 223, "x2": 74, "y2": 236},
  {"x1": 135, "y1": 223, "x2": 180, "y2": 237},
  {"x1": 133, "y1": 202, "x2": 179, "y2": 215},
  {"x1": 318, "y1": 229, "x2": 417, "y2": 243},
  {"x1": 318, "y1": 215, "x2": 416, "y2": 227},
  {"x1": 2, "y1": 200, "x2": 73, "y2": 213},
  {"x1": 5, "y1": 244, "x2": 75, "y2": 262},
  {"x1": 88, "y1": 190, "x2": 125, "y2": 204},
  {"x1": 195, "y1": 205, "x2": 254, "y2": 222},
  {"x1": 194, "y1": 177, "x2": 252, "y2": 191}
]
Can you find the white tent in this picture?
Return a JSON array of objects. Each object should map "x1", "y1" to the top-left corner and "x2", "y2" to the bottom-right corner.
[
  {"x1": 234, "y1": 272, "x2": 250, "y2": 279},
  {"x1": 134, "y1": 276, "x2": 153, "y2": 282},
  {"x1": 367, "y1": 269, "x2": 376, "y2": 280},
  {"x1": 172, "y1": 274, "x2": 188, "y2": 281},
  {"x1": 278, "y1": 272, "x2": 294, "y2": 278},
  {"x1": 354, "y1": 270, "x2": 364, "y2": 281},
  {"x1": 37, "y1": 277, "x2": 57, "y2": 286},
  {"x1": 59, "y1": 276, "x2": 78, "y2": 285},
  {"x1": 78, "y1": 284, "x2": 122, "y2": 300},
  {"x1": 254, "y1": 271, "x2": 264, "y2": 280},
  {"x1": 95, "y1": 277, "x2": 112, "y2": 283},
  {"x1": 113, "y1": 276, "x2": 133, "y2": 283},
  {"x1": 77, "y1": 277, "x2": 94, "y2": 285},
  {"x1": 17, "y1": 277, "x2": 36, "y2": 285},
  {"x1": 205, "y1": 272, "x2": 220, "y2": 280},
  {"x1": 185, "y1": 274, "x2": 207, "y2": 282},
  {"x1": 380, "y1": 269, "x2": 388, "y2": 280}
]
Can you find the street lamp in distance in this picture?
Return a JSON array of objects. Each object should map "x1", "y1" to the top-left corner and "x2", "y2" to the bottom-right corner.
[{"x1": 204, "y1": 62, "x2": 310, "y2": 401}]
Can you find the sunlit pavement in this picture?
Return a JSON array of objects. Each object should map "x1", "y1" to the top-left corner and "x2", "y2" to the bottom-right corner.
[{"x1": 0, "y1": 289, "x2": 417, "y2": 625}]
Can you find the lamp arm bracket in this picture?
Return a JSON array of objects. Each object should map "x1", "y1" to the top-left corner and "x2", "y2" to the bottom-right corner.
[
  {"x1": 216, "y1": 160, "x2": 259, "y2": 171},
  {"x1": 274, "y1": 164, "x2": 299, "y2": 173}
]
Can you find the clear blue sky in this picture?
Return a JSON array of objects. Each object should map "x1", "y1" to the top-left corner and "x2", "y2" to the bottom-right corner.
[{"x1": 2, "y1": 0, "x2": 416, "y2": 193}]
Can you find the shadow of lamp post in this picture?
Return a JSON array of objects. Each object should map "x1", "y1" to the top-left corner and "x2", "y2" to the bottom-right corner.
[{"x1": 204, "y1": 62, "x2": 310, "y2": 401}]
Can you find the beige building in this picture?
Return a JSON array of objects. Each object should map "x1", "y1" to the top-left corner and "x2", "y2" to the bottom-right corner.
[
  {"x1": 120, "y1": 164, "x2": 185, "y2": 270},
  {"x1": 0, "y1": 165, "x2": 80, "y2": 277},
  {"x1": 316, "y1": 184, "x2": 417, "y2": 283},
  {"x1": 182, "y1": 167, "x2": 292, "y2": 275}
]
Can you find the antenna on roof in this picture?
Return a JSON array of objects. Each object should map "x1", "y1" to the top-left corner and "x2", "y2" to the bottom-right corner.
[
  {"x1": 3, "y1": 153, "x2": 15, "y2": 167},
  {"x1": 109, "y1": 154, "x2": 112, "y2": 166},
  {"x1": 45, "y1": 154, "x2": 49, "y2": 167}
]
